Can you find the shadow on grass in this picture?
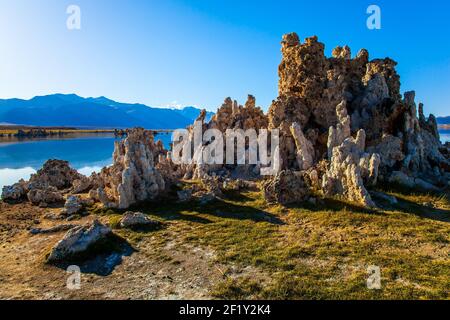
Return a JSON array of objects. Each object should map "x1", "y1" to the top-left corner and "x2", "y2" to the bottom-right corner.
[
  {"x1": 283, "y1": 191, "x2": 449, "y2": 224},
  {"x1": 375, "y1": 184, "x2": 450, "y2": 223},
  {"x1": 286, "y1": 197, "x2": 384, "y2": 216},
  {"x1": 133, "y1": 194, "x2": 284, "y2": 226},
  {"x1": 390, "y1": 197, "x2": 450, "y2": 223}
]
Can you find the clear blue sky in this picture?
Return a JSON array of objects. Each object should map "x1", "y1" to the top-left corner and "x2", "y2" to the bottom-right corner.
[{"x1": 0, "y1": 0, "x2": 449, "y2": 115}]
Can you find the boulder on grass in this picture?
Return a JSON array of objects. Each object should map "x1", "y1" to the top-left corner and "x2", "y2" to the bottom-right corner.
[
  {"x1": 47, "y1": 220, "x2": 112, "y2": 263},
  {"x1": 119, "y1": 212, "x2": 160, "y2": 229}
]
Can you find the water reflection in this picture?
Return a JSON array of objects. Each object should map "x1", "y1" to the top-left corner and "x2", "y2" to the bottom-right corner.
[
  {"x1": 0, "y1": 132, "x2": 172, "y2": 191},
  {"x1": 0, "y1": 167, "x2": 36, "y2": 190}
]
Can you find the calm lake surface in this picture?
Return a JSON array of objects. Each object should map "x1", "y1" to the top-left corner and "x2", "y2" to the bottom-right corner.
[
  {"x1": 0, "y1": 132, "x2": 172, "y2": 191},
  {"x1": 0, "y1": 131, "x2": 448, "y2": 191}
]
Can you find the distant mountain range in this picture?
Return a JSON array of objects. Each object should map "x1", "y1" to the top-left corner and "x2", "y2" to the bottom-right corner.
[
  {"x1": 437, "y1": 116, "x2": 450, "y2": 125},
  {"x1": 0, "y1": 94, "x2": 214, "y2": 129}
]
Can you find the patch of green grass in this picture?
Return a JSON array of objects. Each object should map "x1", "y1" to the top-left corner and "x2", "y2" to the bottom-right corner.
[{"x1": 98, "y1": 184, "x2": 450, "y2": 300}]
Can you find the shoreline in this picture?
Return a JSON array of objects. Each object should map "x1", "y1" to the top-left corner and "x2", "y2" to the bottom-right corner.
[
  {"x1": 0, "y1": 125, "x2": 174, "y2": 133},
  {"x1": 0, "y1": 126, "x2": 174, "y2": 141}
]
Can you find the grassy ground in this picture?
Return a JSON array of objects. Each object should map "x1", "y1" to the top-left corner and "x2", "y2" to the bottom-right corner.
[
  {"x1": 1, "y1": 183, "x2": 448, "y2": 300},
  {"x1": 96, "y1": 184, "x2": 450, "y2": 300}
]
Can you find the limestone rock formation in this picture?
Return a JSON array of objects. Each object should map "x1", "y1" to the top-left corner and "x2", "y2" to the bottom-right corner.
[
  {"x1": 388, "y1": 171, "x2": 440, "y2": 191},
  {"x1": 263, "y1": 170, "x2": 310, "y2": 205},
  {"x1": 322, "y1": 104, "x2": 380, "y2": 207},
  {"x1": 290, "y1": 122, "x2": 315, "y2": 170},
  {"x1": 1, "y1": 160, "x2": 84, "y2": 206},
  {"x1": 89, "y1": 128, "x2": 169, "y2": 209},
  {"x1": 181, "y1": 95, "x2": 269, "y2": 180},
  {"x1": 207, "y1": 95, "x2": 268, "y2": 132},
  {"x1": 327, "y1": 100, "x2": 352, "y2": 159},
  {"x1": 266, "y1": 32, "x2": 448, "y2": 194},
  {"x1": 32, "y1": 160, "x2": 82, "y2": 188},
  {"x1": 173, "y1": 34, "x2": 448, "y2": 207},
  {"x1": 3, "y1": 33, "x2": 448, "y2": 211},
  {"x1": 47, "y1": 220, "x2": 112, "y2": 263},
  {"x1": 71, "y1": 176, "x2": 92, "y2": 194}
]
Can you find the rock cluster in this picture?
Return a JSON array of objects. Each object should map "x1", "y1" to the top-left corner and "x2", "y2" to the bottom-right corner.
[
  {"x1": 61, "y1": 195, "x2": 85, "y2": 217},
  {"x1": 261, "y1": 33, "x2": 449, "y2": 206},
  {"x1": 263, "y1": 170, "x2": 310, "y2": 205},
  {"x1": 267, "y1": 33, "x2": 448, "y2": 184},
  {"x1": 89, "y1": 128, "x2": 171, "y2": 209},
  {"x1": 2, "y1": 160, "x2": 85, "y2": 207},
  {"x1": 182, "y1": 33, "x2": 448, "y2": 207},
  {"x1": 181, "y1": 95, "x2": 269, "y2": 181},
  {"x1": 207, "y1": 95, "x2": 268, "y2": 132}
]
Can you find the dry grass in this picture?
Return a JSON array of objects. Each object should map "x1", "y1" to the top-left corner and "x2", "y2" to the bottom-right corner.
[
  {"x1": 109, "y1": 184, "x2": 450, "y2": 300},
  {"x1": 1, "y1": 183, "x2": 448, "y2": 300}
]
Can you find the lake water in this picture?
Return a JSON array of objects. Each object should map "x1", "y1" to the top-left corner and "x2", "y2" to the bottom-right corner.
[
  {"x1": 0, "y1": 132, "x2": 173, "y2": 191},
  {"x1": 0, "y1": 131, "x2": 448, "y2": 192},
  {"x1": 441, "y1": 130, "x2": 450, "y2": 144}
]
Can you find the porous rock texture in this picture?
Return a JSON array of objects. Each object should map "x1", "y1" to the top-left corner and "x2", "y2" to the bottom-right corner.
[
  {"x1": 322, "y1": 102, "x2": 381, "y2": 207},
  {"x1": 89, "y1": 128, "x2": 171, "y2": 209},
  {"x1": 207, "y1": 95, "x2": 268, "y2": 132},
  {"x1": 181, "y1": 95, "x2": 269, "y2": 180},
  {"x1": 262, "y1": 33, "x2": 449, "y2": 206},
  {"x1": 267, "y1": 33, "x2": 448, "y2": 185},
  {"x1": 46, "y1": 220, "x2": 112, "y2": 263},
  {"x1": 175, "y1": 33, "x2": 448, "y2": 206},
  {"x1": 263, "y1": 170, "x2": 311, "y2": 205},
  {"x1": 61, "y1": 195, "x2": 84, "y2": 217},
  {"x1": 2, "y1": 160, "x2": 85, "y2": 206}
]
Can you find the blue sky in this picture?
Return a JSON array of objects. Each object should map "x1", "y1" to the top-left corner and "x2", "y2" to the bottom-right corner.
[{"x1": 0, "y1": 0, "x2": 449, "y2": 116}]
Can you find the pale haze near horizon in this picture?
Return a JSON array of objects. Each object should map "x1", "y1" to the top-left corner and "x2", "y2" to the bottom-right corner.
[{"x1": 0, "y1": 0, "x2": 449, "y2": 116}]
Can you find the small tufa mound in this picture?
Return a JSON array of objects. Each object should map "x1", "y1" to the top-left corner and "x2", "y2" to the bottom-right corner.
[
  {"x1": 29, "y1": 160, "x2": 84, "y2": 190},
  {"x1": 263, "y1": 170, "x2": 311, "y2": 205},
  {"x1": 60, "y1": 195, "x2": 84, "y2": 217},
  {"x1": 1, "y1": 160, "x2": 86, "y2": 207},
  {"x1": 119, "y1": 211, "x2": 161, "y2": 230},
  {"x1": 322, "y1": 101, "x2": 380, "y2": 207},
  {"x1": 89, "y1": 128, "x2": 172, "y2": 209}
]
